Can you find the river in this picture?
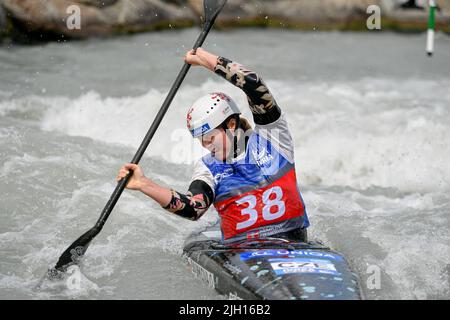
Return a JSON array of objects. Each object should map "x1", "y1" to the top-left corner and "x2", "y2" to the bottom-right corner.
[{"x1": 1, "y1": 28, "x2": 449, "y2": 299}]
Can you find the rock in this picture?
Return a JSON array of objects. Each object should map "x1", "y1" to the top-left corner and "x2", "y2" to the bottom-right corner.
[
  {"x1": 1, "y1": 0, "x2": 195, "y2": 40},
  {"x1": 1, "y1": 0, "x2": 450, "y2": 43},
  {"x1": 399, "y1": 0, "x2": 425, "y2": 10},
  {"x1": 76, "y1": 0, "x2": 119, "y2": 8},
  {"x1": 206, "y1": 0, "x2": 449, "y2": 32},
  {"x1": 0, "y1": 3, "x2": 6, "y2": 29},
  {"x1": 188, "y1": 0, "x2": 383, "y2": 26},
  {"x1": 383, "y1": 0, "x2": 450, "y2": 32},
  {"x1": 101, "y1": 0, "x2": 194, "y2": 31},
  {"x1": 0, "y1": 2, "x2": 12, "y2": 41}
]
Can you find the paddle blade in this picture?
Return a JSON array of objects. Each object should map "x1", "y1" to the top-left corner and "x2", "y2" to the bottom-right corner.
[
  {"x1": 204, "y1": 0, "x2": 227, "y2": 23},
  {"x1": 52, "y1": 227, "x2": 99, "y2": 273}
]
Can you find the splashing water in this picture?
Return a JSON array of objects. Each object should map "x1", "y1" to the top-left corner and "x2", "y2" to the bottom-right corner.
[{"x1": 1, "y1": 29, "x2": 449, "y2": 299}]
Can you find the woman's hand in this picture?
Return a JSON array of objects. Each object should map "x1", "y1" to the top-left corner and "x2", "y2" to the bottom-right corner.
[
  {"x1": 116, "y1": 163, "x2": 146, "y2": 191},
  {"x1": 183, "y1": 48, "x2": 218, "y2": 71}
]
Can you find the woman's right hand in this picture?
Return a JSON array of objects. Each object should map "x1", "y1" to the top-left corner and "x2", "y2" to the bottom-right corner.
[{"x1": 116, "y1": 163, "x2": 146, "y2": 191}]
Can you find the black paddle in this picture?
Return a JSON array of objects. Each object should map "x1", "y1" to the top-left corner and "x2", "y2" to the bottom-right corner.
[{"x1": 46, "y1": 0, "x2": 227, "y2": 279}]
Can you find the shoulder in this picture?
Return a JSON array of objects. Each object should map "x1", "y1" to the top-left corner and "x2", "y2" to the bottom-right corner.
[
  {"x1": 253, "y1": 112, "x2": 295, "y2": 163},
  {"x1": 191, "y1": 158, "x2": 215, "y2": 190},
  {"x1": 254, "y1": 111, "x2": 290, "y2": 134}
]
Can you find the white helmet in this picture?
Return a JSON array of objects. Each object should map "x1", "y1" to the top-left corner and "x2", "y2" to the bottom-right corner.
[{"x1": 186, "y1": 92, "x2": 241, "y2": 138}]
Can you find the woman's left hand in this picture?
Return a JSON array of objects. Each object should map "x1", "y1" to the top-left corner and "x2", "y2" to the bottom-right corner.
[{"x1": 183, "y1": 48, "x2": 218, "y2": 71}]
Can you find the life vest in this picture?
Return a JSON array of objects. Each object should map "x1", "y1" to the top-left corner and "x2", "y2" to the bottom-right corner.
[{"x1": 202, "y1": 130, "x2": 309, "y2": 244}]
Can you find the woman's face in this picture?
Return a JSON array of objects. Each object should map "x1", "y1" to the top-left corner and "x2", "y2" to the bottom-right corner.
[
  {"x1": 198, "y1": 118, "x2": 236, "y2": 161},
  {"x1": 199, "y1": 128, "x2": 232, "y2": 161}
]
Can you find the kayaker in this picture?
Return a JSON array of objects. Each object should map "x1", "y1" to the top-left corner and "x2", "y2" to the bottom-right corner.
[{"x1": 117, "y1": 48, "x2": 309, "y2": 244}]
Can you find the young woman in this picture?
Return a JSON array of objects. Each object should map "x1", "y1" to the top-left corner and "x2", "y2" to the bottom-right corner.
[{"x1": 117, "y1": 48, "x2": 309, "y2": 244}]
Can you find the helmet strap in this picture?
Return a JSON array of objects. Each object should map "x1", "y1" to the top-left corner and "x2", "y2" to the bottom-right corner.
[
  {"x1": 233, "y1": 116, "x2": 241, "y2": 158},
  {"x1": 222, "y1": 115, "x2": 242, "y2": 159}
]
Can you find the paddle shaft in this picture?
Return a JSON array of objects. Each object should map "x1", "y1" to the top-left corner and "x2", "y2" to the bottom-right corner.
[
  {"x1": 52, "y1": 0, "x2": 227, "y2": 273},
  {"x1": 96, "y1": 24, "x2": 214, "y2": 231}
]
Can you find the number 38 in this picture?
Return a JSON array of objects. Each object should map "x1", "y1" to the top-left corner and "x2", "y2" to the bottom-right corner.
[{"x1": 235, "y1": 186, "x2": 286, "y2": 230}]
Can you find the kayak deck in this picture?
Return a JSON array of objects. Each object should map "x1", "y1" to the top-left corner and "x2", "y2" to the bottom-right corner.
[{"x1": 182, "y1": 224, "x2": 363, "y2": 300}]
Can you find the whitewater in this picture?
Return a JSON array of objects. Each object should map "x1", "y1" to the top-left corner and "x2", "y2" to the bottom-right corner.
[{"x1": 0, "y1": 28, "x2": 449, "y2": 299}]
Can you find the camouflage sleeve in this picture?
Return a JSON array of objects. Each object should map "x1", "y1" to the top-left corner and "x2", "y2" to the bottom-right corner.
[
  {"x1": 163, "y1": 180, "x2": 214, "y2": 221},
  {"x1": 214, "y1": 56, "x2": 282, "y2": 125}
]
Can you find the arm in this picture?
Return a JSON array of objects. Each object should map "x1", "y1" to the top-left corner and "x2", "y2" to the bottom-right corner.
[
  {"x1": 162, "y1": 180, "x2": 213, "y2": 221},
  {"x1": 117, "y1": 164, "x2": 213, "y2": 221},
  {"x1": 184, "y1": 48, "x2": 282, "y2": 125},
  {"x1": 214, "y1": 56, "x2": 282, "y2": 125}
]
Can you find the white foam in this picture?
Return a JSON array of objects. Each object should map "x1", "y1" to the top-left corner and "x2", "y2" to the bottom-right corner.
[
  {"x1": 279, "y1": 78, "x2": 450, "y2": 193},
  {"x1": 375, "y1": 235, "x2": 450, "y2": 299},
  {"x1": 2, "y1": 77, "x2": 449, "y2": 195},
  {"x1": 11, "y1": 78, "x2": 443, "y2": 194},
  {"x1": 2, "y1": 76, "x2": 450, "y2": 300},
  {"x1": 303, "y1": 187, "x2": 450, "y2": 300}
]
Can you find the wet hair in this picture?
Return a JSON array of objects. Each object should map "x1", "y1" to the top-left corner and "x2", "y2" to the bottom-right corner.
[
  {"x1": 220, "y1": 115, "x2": 252, "y2": 132},
  {"x1": 237, "y1": 117, "x2": 252, "y2": 132}
]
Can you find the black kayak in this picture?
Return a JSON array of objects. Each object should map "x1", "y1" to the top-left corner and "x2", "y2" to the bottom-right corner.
[{"x1": 183, "y1": 223, "x2": 364, "y2": 300}]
